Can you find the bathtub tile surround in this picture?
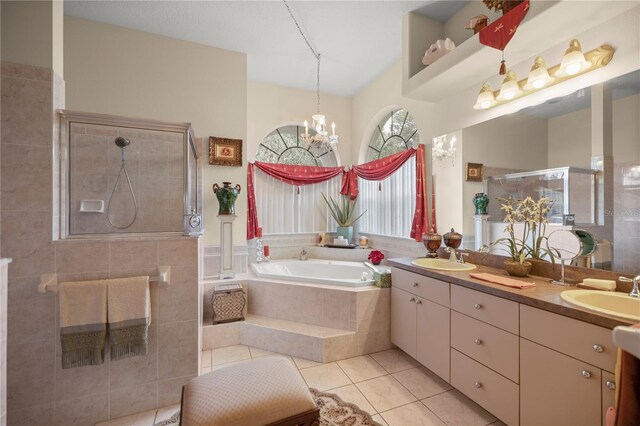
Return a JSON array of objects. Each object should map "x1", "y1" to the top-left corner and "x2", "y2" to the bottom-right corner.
[
  {"x1": 202, "y1": 277, "x2": 391, "y2": 362},
  {"x1": 2, "y1": 62, "x2": 199, "y2": 424}
]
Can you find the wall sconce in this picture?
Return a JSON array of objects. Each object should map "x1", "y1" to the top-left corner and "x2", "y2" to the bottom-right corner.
[
  {"x1": 473, "y1": 83, "x2": 497, "y2": 110},
  {"x1": 556, "y1": 39, "x2": 592, "y2": 77},
  {"x1": 474, "y1": 40, "x2": 614, "y2": 110},
  {"x1": 497, "y1": 70, "x2": 522, "y2": 101},
  {"x1": 524, "y1": 56, "x2": 555, "y2": 90}
]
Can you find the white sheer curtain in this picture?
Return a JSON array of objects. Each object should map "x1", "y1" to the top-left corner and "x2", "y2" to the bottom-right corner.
[
  {"x1": 358, "y1": 159, "x2": 416, "y2": 238},
  {"x1": 254, "y1": 169, "x2": 343, "y2": 234}
]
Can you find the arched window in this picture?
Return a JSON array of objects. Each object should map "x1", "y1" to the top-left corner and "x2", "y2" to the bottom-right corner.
[
  {"x1": 254, "y1": 124, "x2": 341, "y2": 234},
  {"x1": 255, "y1": 125, "x2": 338, "y2": 167},
  {"x1": 366, "y1": 109, "x2": 419, "y2": 161},
  {"x1": 360, "y1": 108, "x2": 418, "y2": 238}
]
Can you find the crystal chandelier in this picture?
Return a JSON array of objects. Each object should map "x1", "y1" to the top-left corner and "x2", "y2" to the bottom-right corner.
[
  {"x1": 283, "y1": 0, "x2": 338, "y2": 150},
  {"x1": 432, "y1": 135, "x2": 457, "y2": 164}
]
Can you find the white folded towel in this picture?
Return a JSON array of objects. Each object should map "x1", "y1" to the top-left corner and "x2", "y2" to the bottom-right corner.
[
  {"x1": 108, "y1": 276, "x2": 150, "y2": 361},
  {"x1": 59, "y1": 279, "x2": 109, "y2": 369}
]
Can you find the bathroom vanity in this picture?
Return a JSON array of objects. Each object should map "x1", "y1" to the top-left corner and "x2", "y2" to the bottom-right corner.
[{"x1": 388, "y1": 258, "x2": 630, "y2": 426}]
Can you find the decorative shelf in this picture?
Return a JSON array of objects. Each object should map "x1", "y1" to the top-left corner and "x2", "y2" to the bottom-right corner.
[{"x1": 402, "y1": 1, "x2": 638, "y2": 102}]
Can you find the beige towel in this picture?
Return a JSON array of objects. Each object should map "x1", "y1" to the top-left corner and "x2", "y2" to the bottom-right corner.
[
  {"x1": 108, "y1": 276, "x2": 150, "y2": 361},
  {"x1": 469, "y1": 272, "x2": 536, "y2": 289},
  {"x1": 59, "y1": 279, "x2": 108, "y2": 369}
]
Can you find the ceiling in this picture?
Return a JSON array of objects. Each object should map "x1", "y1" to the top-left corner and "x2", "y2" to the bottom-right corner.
[{"x1": 64, "y1": 0, "x2": 469, "y2": 97}]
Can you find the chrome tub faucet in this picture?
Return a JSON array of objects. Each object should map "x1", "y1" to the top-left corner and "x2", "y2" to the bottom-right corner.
[
  {"x1": 620, "y1": 275, "x2": 640, "y2": 298},
  {"x1": 299, "y1": 249, "x2": 308, "y2": 261}
]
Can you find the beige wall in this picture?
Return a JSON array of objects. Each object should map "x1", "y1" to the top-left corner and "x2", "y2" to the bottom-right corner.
[
  {"x1": 461, "y1": 114, "x2": 549, "y2": 237},
  {"x1": 247, "y1": 81, "x2": 353, "y2": 165},
  {"x1": 547, "y1": 93, "x2": 640, "y2": 168},
  {"x1": 1, "y1": 1, "x2": 64, "y2": 76},
  {"x1": 64, "y1": 17, "x2": 247, "y2": 246}
]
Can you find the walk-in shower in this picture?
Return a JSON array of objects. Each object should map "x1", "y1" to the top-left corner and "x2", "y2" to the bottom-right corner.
[
  {"x1": 57, "y1": 111, "x2": 202, "y2": 238},
  {"x1": 107, "y1": 136, "x2": 138, "y2": 229}
]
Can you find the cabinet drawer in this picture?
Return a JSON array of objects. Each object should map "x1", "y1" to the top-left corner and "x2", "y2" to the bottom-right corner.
[
  {"x1": 391, "y1": 287, "x2": 417, "y2": 358},
  {"x1": 451, "y1": 349, "x2": 519, "y2": 426},
  {"x1": 391, "y1": 268, "x2": 449, "y2": 307},
  {"x1": 520, "y1": 305, "x2": 615, "y2": 372},
  {"x1": 451, "y1": 285, "x2": 518, "y2": 334},
  {"x1": 451, "y1": 311, "x2": 519, "y2": 383},
  {"x1": 602, "y1": 371, "x2": 616, "y2": 426}
]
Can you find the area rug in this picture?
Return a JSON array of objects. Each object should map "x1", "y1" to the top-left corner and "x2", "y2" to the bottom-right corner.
[{"x1": 154, "y1": 388, "x2": 381, "y2": 426}]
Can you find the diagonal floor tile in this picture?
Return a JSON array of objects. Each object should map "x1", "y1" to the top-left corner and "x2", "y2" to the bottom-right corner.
[
  {"x1": 356, "y1": 375, "x2": 416, "y2": 413},
  {"x1": 380, "y1": 401, "x2": 445, "y2": 426},
  {"x1": 372, "y1": 414, "x2": 388, "y2": 425},
  {"x1": 300, "y1": 362, "x2": 352, "y2": 391},
  {"x1": 337, "y1": 355, "x2": 388, "y2": 383},
  {"x1": 211, "y1": 344, "x2": 251, "y2": 366},
  {"x1": 96, "y1": 408, "x2": 157, "y2": 426},
  {"x1": 249, "y1": 346, "x2": 274, "y2": 358},
  {"x1": 370, "y1": 348, "x2": 419, "y2": 373},
  {"x1": 392, "y1": 366, "x2": 452, "y2": 399},
  {"x1": 325, "y1": 384, "x2": 377, "y2": 415},
  {"x1": 293, "y1": 356, "x2": 323, "y2": 370},
  {"x1": 421, "y1": 390, "x2": 496, "y2": 426}
]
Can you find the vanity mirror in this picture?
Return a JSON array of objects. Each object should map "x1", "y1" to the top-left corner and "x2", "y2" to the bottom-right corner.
[{"x1": 434, "y1": 69, "x2": 640, "y2": 274}]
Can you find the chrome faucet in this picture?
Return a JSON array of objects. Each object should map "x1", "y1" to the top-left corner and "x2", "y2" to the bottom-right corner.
[
  {"x1": 445, "y1": 248, "x2": 469, "y2": 263},
  {"x1": 620, "y1": 275, "x2": 640, "y2": 298},
  {"x1": 299, "y1": 249, "x2": 308, "y2": 261}
]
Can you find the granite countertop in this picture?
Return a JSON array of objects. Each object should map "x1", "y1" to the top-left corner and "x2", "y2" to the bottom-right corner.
[{"x1": 388, "y1": 257, "x2": 634, "y2": 330}]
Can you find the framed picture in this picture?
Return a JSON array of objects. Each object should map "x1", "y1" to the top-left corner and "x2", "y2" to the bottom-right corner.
[
  {"x1": 209, "y1": 137, "x2": 242, "y2": 167},
  {"x1": 466, "y1": 162, "x2": 483, "y2": 182}
]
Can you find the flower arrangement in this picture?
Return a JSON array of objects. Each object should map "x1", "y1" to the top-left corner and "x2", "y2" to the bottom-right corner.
[
  {"x1": 321, "y1": 193, "x2": 366, "y2": 227},
  {"x1": 368, "y1": 250, "x2": 385, "y2": 265},
  {"x1": 492, "y1": 196, "x2": 553, "y2": 275}
]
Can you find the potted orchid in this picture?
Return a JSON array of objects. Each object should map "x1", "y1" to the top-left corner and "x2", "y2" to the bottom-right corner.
[{"x1": 493, "y1": 196, "x2": 553, "y2": 276}]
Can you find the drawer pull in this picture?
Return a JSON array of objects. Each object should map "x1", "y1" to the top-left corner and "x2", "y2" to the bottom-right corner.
[
  {"x1": 474, "y1": 338, "x2": 483, "y2": 345},
  {"x1": 409, "y1": 297, "x2": 416, "y2": 302},
  {"x1": 581, "y1": 370, "x2": 592, "y2": 379},
  {"x1": 474, "y1": 381, "x2": 482, "y2": 388},
  {"x1": 592, "y1": 344, "x2": 604, "y2": 353},
  {"x1": 474, "y1": 303, "x2": 483, "y2": 310},
  {"x1": 605, "y1": 380, "x2": 616, "y2": 390},
  {"x1": 416, "y1": 299, "x2": 423, "y2": 305},
  {"x1": 412, "y1": 282, "x2": 419, "y2": 287}
]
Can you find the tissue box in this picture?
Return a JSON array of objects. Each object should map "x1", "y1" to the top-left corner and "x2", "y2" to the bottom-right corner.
[{"x1": 374, "y1": 270, "x2": 392, "y2": 288}]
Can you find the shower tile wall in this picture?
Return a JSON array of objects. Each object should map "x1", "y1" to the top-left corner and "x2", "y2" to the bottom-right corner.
[
  {"x1": 1, "y1": 62, "x2": 199, "y2": 424},
  {"x1": 70, "y1": 123, "x2": 184, "y2": 234},
  {"x1": 613, "y1": 162, "x2": 640, "y2": 273}
]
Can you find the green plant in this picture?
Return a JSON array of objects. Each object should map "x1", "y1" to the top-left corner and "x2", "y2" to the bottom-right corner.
[
  {"x1": 492, "y1": 196, "x2": 554, "y2": 264},
  {"x1": 321, "y1": 193, "x2": 366, "y2": 227}
]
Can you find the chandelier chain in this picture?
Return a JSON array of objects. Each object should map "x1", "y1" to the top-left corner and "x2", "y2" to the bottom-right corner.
[{"x1": 283, "y1": 0, "x2": 321, "y2": 114}]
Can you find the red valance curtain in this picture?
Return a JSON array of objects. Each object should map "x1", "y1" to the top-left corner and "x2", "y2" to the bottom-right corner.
[
  {"x1": 247, "y1": 146, "x2": 435, "y2": 241},
  {"x1": 246, "y1": 161, "x2": 345, "y2": 239},
  {"x1": 340, "y1": 148, "x2": 417, "y2": 200}
]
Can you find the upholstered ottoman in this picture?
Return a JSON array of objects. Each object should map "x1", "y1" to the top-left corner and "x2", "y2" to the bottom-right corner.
[{"x1": 180, "y1": 356, "x2": 319, "y2": 426}]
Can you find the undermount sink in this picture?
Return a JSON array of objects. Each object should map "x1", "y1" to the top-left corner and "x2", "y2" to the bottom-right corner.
[
  {"x1": 560, "y1": 290, "x2": 640, "y2": 322},
  {"x1": 411, "y1": 258, "x2": 477, "y2": 272}
]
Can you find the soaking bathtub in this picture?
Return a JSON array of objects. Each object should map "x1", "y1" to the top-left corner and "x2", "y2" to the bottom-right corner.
[{"x1": 250, "y1": 259, "x2": 375, "y2": 288}]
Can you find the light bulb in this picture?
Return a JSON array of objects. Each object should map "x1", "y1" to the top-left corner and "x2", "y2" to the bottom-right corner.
[
  {"x1": 524, "y1": 57, "x2": 555, "y2": 91},
  {"x1": 497, "y1": 70, "x2": 522, "y2": 101},
  {"x1": 556, "y1": 39, "x2": 592, "y2": 77},
  {"x1": 473, "y1": 83, "x2": 497, "y2": 110}
]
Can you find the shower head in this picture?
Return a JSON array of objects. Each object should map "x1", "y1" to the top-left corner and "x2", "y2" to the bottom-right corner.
[{"x1": 114, "y1": 137, "x2": 130, "y2": 148}]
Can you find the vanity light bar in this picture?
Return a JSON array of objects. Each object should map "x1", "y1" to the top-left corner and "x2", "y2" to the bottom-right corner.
[{"x1": 474, "y1": 42, "x2": 614, "y2": 110}]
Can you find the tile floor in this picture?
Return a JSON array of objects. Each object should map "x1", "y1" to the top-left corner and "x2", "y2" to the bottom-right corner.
[{"x1": 98, "y1": 345, "x2": 505, "y2": 426}]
